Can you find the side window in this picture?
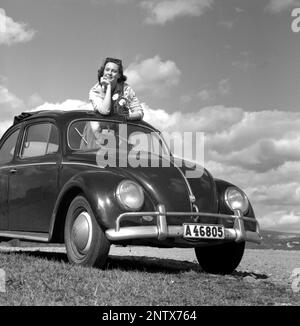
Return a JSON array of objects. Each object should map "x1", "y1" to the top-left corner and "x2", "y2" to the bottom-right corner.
[
  {"x1": 20, "y1": 123, "x2": 59, "y2": 159},
  {"x1": 0, "y1": 129, "x2": 20, "y2": 164}
]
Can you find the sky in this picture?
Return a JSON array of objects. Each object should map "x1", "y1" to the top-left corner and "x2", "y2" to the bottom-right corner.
[{"x1": 1, "y1": 0, "x2": 300, "y2": 233}]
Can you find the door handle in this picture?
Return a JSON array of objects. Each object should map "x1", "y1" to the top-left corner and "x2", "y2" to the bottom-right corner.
[{"x1": 10, "y1": 168, "x2": 18, "y2": 174}]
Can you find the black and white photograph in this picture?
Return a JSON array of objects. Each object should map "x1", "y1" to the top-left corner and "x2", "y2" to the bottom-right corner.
[{"x1": 0, "y1": 0, "x2": 300, "y2": 309}]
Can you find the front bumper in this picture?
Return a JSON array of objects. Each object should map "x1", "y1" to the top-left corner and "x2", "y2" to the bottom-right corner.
[{"x1": 105, "y1": 204, "x2": 262, "y2": 244}]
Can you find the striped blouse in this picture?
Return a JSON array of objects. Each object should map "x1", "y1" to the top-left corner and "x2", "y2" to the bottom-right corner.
[{"x1": 89, "y1": 82, "x2": 144, "y2": 120}]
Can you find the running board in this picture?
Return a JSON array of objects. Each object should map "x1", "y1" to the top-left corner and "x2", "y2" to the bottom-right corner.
[{"x1": 0, "y1": 231, "x2": 49, "y2": 242}]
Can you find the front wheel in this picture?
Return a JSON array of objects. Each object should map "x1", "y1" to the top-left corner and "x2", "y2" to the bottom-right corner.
[
  {"x1": 64, "y1": 195, "x2": 110, "y2": 268},
  {"x1": 195, "y1": 241, "x2": 245, "y2": 274}
]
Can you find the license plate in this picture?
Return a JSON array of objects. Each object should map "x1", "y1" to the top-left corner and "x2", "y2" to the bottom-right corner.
[{"x1": 183, "y1": 224, "x2": 225, "y2": 239}]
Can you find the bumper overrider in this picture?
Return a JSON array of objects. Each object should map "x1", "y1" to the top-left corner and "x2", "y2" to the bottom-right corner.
[{"x1": 105, "y1": 204, "x2": 262, "y2": 244}]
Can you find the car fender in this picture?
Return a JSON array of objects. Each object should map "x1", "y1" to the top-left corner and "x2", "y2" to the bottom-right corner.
[{"x1": 49, "y1": 170, "x2": 127, "y2": 241}]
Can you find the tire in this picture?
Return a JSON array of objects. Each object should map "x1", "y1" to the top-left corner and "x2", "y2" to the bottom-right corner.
[
  {"x1": 64, "y1": 195, "x2": 110, "y2": 268},
  {"x1": 195, "y1": 241, "x2": 245, "y2": 274}
]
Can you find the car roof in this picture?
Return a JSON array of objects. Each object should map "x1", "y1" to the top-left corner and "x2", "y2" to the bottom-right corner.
[{"x1": 13, "y1": 110, "x2": 158, "y2": 131}]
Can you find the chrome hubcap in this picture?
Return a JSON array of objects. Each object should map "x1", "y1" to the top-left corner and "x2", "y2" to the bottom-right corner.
[{"x1": 71, "y1": 211, "x2": 92, "y2": 254}]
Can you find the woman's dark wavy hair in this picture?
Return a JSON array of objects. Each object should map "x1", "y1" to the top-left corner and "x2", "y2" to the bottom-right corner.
[{"x1": 97, "y1": 57, "x2": 127, "y2": 84}]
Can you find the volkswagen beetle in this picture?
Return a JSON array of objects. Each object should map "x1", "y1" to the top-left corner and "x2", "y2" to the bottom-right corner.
[{"x1": 0, "y1": 110, "x2": 261, "y2": 274}]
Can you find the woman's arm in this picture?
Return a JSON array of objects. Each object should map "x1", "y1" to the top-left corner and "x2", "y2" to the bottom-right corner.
[
  {"x1": 89, "y1": 81, "x2": 112, "y2": 115},
  {"x1": 127, "y1": 108, "x2": 144, "y2": 120},
  {"x1": 125, "y1": 85, "x2": 144, "y2": 120}
]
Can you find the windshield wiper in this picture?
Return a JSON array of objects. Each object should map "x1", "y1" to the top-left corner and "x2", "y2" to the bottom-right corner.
[{"x1": 75, "y1": 127, "x2": 88, "y2": 145}]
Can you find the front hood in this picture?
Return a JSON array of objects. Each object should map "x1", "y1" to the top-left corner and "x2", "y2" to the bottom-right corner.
[
  {"x1": 68, "y1": 151, "x2": 217, "y2": 213},
  {"x1": 119, "y1": 153, "x2": 192, "y2": 212}
]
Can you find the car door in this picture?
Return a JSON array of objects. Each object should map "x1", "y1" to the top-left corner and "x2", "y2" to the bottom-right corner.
[
  {"x1": 0, "y1": 128, "x2": 21, "y2": 230},
  {"x1": 8, "y1": 121, "x2": 60, "y2": 233}
]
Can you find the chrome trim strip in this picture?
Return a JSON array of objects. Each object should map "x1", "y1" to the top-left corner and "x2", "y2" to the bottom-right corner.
[
  {"x1": 0, "y1": 162, "x2": 57, "y2": 170},
  {"x1": 0, "y1": 231, "x2": 49, "y2": 242},
  {"x1": 115, "y1": 209, "x2": 258, "y2": 232},
  {"x1": 106, "y1": 226, "x2": 159, "y2": 240},
  {"x1": 110, "y1": 204, "x2": 262, "y2": 244},
  {"x1": 61, "y1": 161, "x2": 105, "y2": 169},
  {"x1": 105, "y1": 226, "x2": 261, "y2": 244},
  {"x1": 171, "y1": 156, "x2": 196, "y2": 204}
]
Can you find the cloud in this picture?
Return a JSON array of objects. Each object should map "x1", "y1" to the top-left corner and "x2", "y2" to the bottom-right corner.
[
  {"x1": 197, "y1": 89, "x2": 215, "y2": 102},
  {"x1": 125, "y1": 55, "x2": 181, "y2": 96},
  {"x1": 235, "y1": 7, "x2": 245, "y2": 13},
  {"x1": 205, "y1": 160, "x2": 300, "y2": 232},
  {"x1": 232, "y1": 51, "x2": 258, "y2": 71},
  {"x1": 144, "y1": 105, "x2": 244, "y2": 133},
  {"x1": 278, "y1": 212, "x2": 300, "y2": 226},
  {"x1": 31, "y1": 99, "x2": 92, "y2": 112},
  {"x1": 0, "y1": 83, "x2": 26, "y2": 136},
  {"x1": 90, "y1": 0, "x2": 135, "y2": 5},
  {"x1": 0, "y1": 84, "x2": 25, "y2": 121},
  {"x1": 266, "y1": 0, "x2": 300, "y2": 13},
  {"x1": 208, "y1": 137, "x2": 300, "y2": 173},
  {"x1": 27, "y1": 94, "x2": 44, "y2": 108},
  {"x1": 204, "y1": 110, "x2": 300, "y2": 172},
  {"x1": 218, "y1": 20, "x2": 235, "y2": 29},
  {"x1": 259, "y1": 209, "x2": 300, "y2": 233},
  {"x1": 91, "y1": 0, "x2": 134, "y2": 4},
  {"x1": 0, "y1": 120, "x2": 14, "y2": 138},
  {"x1": 218, "y1": 78, "x2": 230, "y2": 95},
  {"x1": 140, "y1": 0, "x2": 213, "y2": 25},
  {"x1": 180, "y1": 94, "x2": 193, "y2": 104},
  {"x1": 0, "y1": 75, "x2": 8, "y2": 83},
  {"x1": 196, "y1": 79, "x2": 231, "y2": 102},
  {"x1": 0, "y1": 84, "x2": 90, "y2": 138},
  {"x1": 232, "y1": 60, "x2": 257, "y2": 71},
  {"x1": 142, "y1": 102, "x2": 181, "y2": 129},
  {"x1": 0, "y1": 8, "x2": 36, "y2": 45}
]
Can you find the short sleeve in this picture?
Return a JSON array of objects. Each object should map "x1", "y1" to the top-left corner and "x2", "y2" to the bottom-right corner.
[{"x1": 124, "y1": 84, "x2": 144, "y2": 119}]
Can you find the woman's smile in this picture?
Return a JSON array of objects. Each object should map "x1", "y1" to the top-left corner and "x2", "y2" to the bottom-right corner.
[{"x1": 103, "y1": 62, "x2": 120, "y2": 84}]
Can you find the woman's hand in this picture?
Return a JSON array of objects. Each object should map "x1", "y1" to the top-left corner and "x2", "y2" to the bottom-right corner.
[{"x1": 100, "y1": 76, "x2": 111, "y2": 91}]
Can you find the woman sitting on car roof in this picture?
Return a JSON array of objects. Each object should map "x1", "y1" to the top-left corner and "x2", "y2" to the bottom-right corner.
[{"x1": 89, "y1": 57, "x2": 144, "y2": 121}]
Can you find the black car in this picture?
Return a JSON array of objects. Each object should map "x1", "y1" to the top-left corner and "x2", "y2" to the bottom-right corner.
[{"x1": 0, "y1": 110, "x2": 261, "y2": 274}]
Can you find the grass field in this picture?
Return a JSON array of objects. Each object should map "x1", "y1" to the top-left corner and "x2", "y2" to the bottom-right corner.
[{"x1": 0, "y1": 250, "x2": 298, "y2": 306}]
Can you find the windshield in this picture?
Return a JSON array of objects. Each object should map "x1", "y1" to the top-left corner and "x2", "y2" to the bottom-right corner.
[{"x1": 68, "y1": 120, "x2": 170, "y2": 157}]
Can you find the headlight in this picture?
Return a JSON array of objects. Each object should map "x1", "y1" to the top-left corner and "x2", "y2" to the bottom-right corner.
[
  {"x1": 116, "y1": 180, "x2": 144, "y2": 211},
  {"x1": 224, "y1": 187, "x2": 249, "y2": 213}
]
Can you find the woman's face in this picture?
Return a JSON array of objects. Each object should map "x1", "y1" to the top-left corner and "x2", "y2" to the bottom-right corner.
[{"x1": 103, "y1": 62, "x2": 120, "y2": 85}]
